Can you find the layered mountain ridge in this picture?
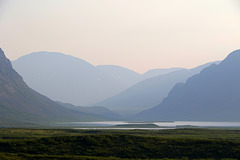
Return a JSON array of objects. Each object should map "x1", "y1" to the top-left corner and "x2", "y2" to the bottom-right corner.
[
  {"x1": 0, "y1": 49, "x2": 117, "y2": 127},
  {"x1": 12, "y1": 52, "x2": 183, "y2": 106},
  {"x1": 136, "y1": 49, "x2": 240, "y2": 121},
  {"x1": 94, "y1": 61, "x2": 218, "y2": 114}
]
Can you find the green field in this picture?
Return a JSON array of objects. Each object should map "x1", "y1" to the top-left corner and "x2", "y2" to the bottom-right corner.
[{"x1": 1, "y1": 128, "x2": 240, "y2": 160}]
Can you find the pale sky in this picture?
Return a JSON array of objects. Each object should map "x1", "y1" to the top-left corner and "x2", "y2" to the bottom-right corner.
[{"x1": 0, "y1": 0, "x2": 240, "y2": 73}]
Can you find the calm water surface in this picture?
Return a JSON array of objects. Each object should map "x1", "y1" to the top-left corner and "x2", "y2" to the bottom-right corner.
[{"x1": 57, "y1": 121, "x2": 240, "y2": 129}]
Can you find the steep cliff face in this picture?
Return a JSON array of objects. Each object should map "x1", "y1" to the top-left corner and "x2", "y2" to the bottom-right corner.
[
  {"x1": 0, "y1": 48, "x2": 26, "y2": 93},
  {"x1": 0, "y1": 49, "x2": 60, "y2": 115}
]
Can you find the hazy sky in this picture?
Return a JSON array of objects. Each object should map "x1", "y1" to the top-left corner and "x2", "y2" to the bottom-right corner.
[{"x1": 0, "y1": 0, "x2": 240, "y2": 73}]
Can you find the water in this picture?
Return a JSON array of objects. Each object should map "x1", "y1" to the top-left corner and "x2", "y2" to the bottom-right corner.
[
  {"x1": 154, "y1": 121, "x2": 240, "y2": 127},
  {"x1": 55, "y1": 121, "x2": 240, "y2": 129},
  {"x1": 72, "y1": 128, "x2": 173, "y2": 130}
]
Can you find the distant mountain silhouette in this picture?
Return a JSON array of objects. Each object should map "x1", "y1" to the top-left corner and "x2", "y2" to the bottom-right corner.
[
  {"x1": 136, "y1": 50, "x2": 240, "y2": 121},
  {"x1": 142, "y1": 68, "x2": 184, "y2": 80},
  {"x1": 94, "y1": 62, "x2": 219, "y2": 114},
  {"x1": 96, "y1": 65, "x2": 141, "y2": 88},
  {"x1": 0, "y1": 48, "x2": 114, "y2": 127},
  {"x1": 57, "y1": 101, "x2": 121, "y2": 120},
  {"x1": 13, "y1": 52, "x2": 136, "y2": 106},
  {"x1": 13, "y1": 52, "x2": 182, "y2": 106}
]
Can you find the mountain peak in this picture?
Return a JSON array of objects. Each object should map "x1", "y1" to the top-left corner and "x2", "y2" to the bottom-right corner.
[
  {"x1": 0, "y1": 48, "x2": 14, "y2": 75},
  {"x1": 219, "y1": 49, "x2": 240, "y2": 68},
  {"x1": 136, "y1": 49, "x2": 240, "y2": 121},
  {"x1": 0, "y1": 48, "x2": 96, "y2": 127},
  {"x1": 226, "y1": 49, "x2": 240, "y2": 58},
  {"x1": 0, "y1": 48, "x2": 6, "y2": 57}
]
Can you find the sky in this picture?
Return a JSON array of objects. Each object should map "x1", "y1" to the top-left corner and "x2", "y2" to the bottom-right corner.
[{"x1": 0, "y1": 0, "x2": 240, "y2": 73}]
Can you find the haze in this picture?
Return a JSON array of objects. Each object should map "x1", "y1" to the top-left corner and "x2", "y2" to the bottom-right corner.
[{"x1": 0, "y1": 0, "x2": 240, "y2": 73}]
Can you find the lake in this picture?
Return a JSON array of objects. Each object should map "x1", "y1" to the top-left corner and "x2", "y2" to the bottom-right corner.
[{"x1": 54, "y1": 121, "x2": 240, "y2": 129}]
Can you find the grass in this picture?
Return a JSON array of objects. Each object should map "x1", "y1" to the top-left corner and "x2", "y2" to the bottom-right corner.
[
  {"x1": 1, "y1": 128, "x2": 240, "y2": 140},
  {"x1": 1, "y1": 128, "x2": 240, "y2": 159}
]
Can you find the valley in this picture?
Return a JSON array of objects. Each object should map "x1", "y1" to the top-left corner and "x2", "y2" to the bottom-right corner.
[{"x1": 1, "y1": 1, "x2": 239, "y2": 159}]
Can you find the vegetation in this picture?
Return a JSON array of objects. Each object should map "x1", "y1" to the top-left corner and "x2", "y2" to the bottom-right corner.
[{"x1": 1, "y1": 128, "x2": 240, "y2": 159}]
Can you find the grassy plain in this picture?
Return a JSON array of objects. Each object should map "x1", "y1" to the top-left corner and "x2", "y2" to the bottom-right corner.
[{"x1": 0, "y1": 128, "x2": 240, "y2": 160}]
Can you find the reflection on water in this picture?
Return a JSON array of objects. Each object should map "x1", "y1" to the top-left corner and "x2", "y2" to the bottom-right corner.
[
  {"x1": 73, "y1": 128, "x2": 174, "y2": 130},
  {"x1": 154, "y1": 121, "x2": 240, "y2": 127},
  {"x1": 69, "y1": 121, "x2": 128, "y2": 126},
  {"x1": 57, "y1": 121, "x2": 240, "y2": 129}
]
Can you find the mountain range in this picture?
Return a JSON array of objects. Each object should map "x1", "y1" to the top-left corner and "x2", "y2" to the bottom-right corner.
[
  {"x1": 0, "y1": 49, "x2": 120, "y2": 127},
  {"x1": 57, "y1": 101, "x2": 121, "y2": 120},
  {"x1": 136, "y1": 50, "x2": 240, "y2": 121},
  {"x1": 94, "y1": 61, "x2": 219, "y2": 114},
  {"x1": 12, "y1": 52, "x2": 183, "y2": 106},
  {"x1": 3, "y1": 48, "x2": 240, "y2": 126}
]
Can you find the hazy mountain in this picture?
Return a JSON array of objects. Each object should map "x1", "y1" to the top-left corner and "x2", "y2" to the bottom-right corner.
[
  {"x1": 136, "y1": 50, "x2": 240, "y2": 121},
  {"x1": 12, "y1": 52, "x2": 137, "y2": 106},
  {"x1": 57, "y1": 101, "x2": 121, "y2": 120},
  {"x1": 96, "y1": 65, "x2": 141, "y2": 88},
  {"x1": 13, "y1": 52, "x2": 183, "y2": 106},
  {"x1": 142, "y1": 68, "x2": 184, "y2": 80},
  {"x1": 0, "y1": 48, "x2": 112, "y2": 127},
  {"x1": 97, "y1": 65, "x2": 183, "y2": 85},
  {"x1": 94, "y1": 62, "x2": 219, "y2": 114}
]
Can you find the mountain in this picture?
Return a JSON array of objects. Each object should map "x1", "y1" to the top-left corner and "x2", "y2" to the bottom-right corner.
[
  {"x1": 142, "y1": 68, "x2": 184, "y2": 80},
  {"x1": 136, "y1": 50, "x2": 240, "y2": 121},
  {"x1": 97, "y1": 65, "x2": 183, "y2": 86},
  {"x1": 94, "y1": 62, "x2": 219, "y2": 114},
  {"x1": 57, "y1": 101, "x2": 121, "y2": 120},
  {"x1": 12, "y1": 52, "x2": 140, "y2": 106},
  {"x1": 96, "y1": 65, "x2": 141, "y2": 88},
  {"x1": 13, "y1": 52, "x2": 184, "y2": 106},
  {"x1": 0, "y1": 49, "x2": 114, "y2": 127}
]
